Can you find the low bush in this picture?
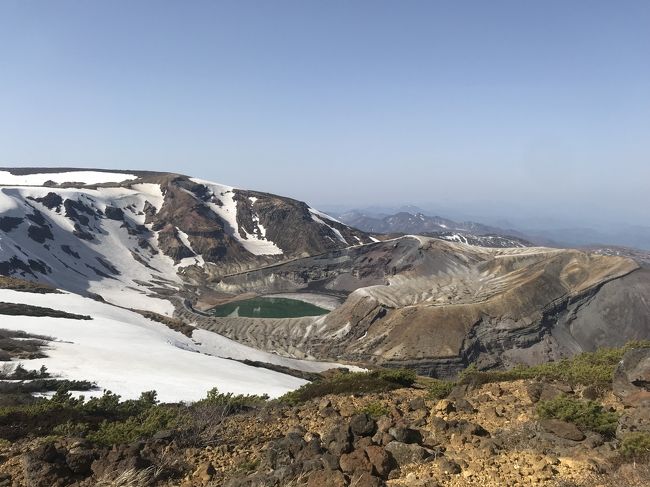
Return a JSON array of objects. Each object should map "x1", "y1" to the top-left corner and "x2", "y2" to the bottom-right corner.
[
  {"x1": 536, "y1": 395, "x2": 619, "y2": 438},
  {"x1": 195, "y1": 387, "x2": 268, "y2": 413},
  {"x1": 0, "y1": 389, "x2": 174, "y2": 443},
  {"x1": 278, "y1": 368, "x2": 416, "y2": 406},
  {"x1": 1, "y1": 363, "x2": 50, "y2": 380},
  {"x1": 619, "y1": 432, "x2": 650, "y2": 461},
  {"x1": 458, "y1": 341, "x2": 650, "y2": 389},
  {"x1": 428, "y1": 379, "x2": 455, "y2": 400},
  {"x1": 88, "y1": 405, "x2": 180, "y2": 446},
  {"x1": 358, "y1": 401, "x2": 390, "y2": 419}
]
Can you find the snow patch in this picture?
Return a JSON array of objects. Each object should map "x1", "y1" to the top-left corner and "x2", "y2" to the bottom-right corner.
[
  {"x1": 0, "y1": 289, "x2": 306, "y2": 401},
  {"x1": 309, "y1": 208, "x2": 348, "y2": 244},
  {"x1": 190, "y1": 178, "x2": 283, "y2": 256}
]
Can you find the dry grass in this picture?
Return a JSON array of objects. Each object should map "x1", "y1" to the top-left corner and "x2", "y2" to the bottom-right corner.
[{"x1": 95, "y1": 466, "x2": 162, "y2": 487}]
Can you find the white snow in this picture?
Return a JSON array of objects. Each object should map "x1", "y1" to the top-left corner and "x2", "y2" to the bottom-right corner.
[
  {"x1": 263, "y1": 292, "x2": 341, "y2": 311},
  {"x1": 0, "y1": 289, "x2": 306, "y2": 401},
  {"x1": 309, "y1": 208, "x2": 348, "y2": 244},
  {"x1": 0, "y1": 170, "x2": 137, "y2": 186},
  {"x1": 190, "y1": 178, "x2": 283, "y2": 256},
  {"x1": 0, "y1": 185, "x2": 179, "y2": 315},
  {"x1": 308, "y1": 207, "x2": 345, "y2": 225},
  {"x1": 192, "y1": 329, "x2": 349, "y2": 373},
  {"x1": 175, "y1": 228, "x2": 205, "y2": 268}
]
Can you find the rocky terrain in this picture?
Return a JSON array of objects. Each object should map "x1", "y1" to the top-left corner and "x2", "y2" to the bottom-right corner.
[{"x1": 0, "y1": 344, "x2": 648, "y2": 487}]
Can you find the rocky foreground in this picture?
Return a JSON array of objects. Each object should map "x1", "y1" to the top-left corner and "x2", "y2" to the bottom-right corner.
[{"x1": 0, "y1": 347, "x2": 648, "y2": 487}]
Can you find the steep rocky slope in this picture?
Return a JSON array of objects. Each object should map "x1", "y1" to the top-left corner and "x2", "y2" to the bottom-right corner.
[{"x1": 1, "y1": 346, "x2": 648, "y2": 487}]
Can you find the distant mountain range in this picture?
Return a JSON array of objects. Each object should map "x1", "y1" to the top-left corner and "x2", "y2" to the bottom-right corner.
[
  {"x1": 337, "y1": 210, "x2": 533, "y2": 247},
  {"x1": 331, "y1": 207, "x2": 650, "y2": 251}
]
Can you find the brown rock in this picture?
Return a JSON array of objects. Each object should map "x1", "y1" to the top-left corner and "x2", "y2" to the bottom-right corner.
[
  {"x1": 540, "y1": 419, "x2": 585, "y2": 441},
  {"x1": 388, "y1": 425, "x2": 422, "y2": 444},
  {"x1": 527, "y1": 382, "x2": 563, "y2": 403},
  {"x1": 376, "y1": 416, "x2": 393, "y2": 434},
  {"x1": 384, "y1": 441, "x2": 431, "y2": 467},
  {"x1": 350, "y1": 414, "x2": 377, "y2": 437},
  {"x1": 194, "y1": 461, "x2": 216, "y2": 482},
  {"x1": 322, "y1": 424, "x2": 352, "y2": 455},
  {"x1": 339, "y1": 449, "x2": 371, "y2": 474},
  {"x1": 435, "y1": 399, "x2": 455, "y2": 414},
  {"x1": 307, "y1": 469, "x2": 347, "y2": 487},
  {"x1": 365, "y1": 445, "x2": 393, "y2": 478},
  {"x1": 409, "y1": 397, "x2": 426, "y2": 411},
  {"x1": 349, "y1": 471, "x2": 385, "y2": 487}
]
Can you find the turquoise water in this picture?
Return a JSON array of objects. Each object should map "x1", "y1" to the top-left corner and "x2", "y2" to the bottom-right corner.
[{"x1": 209, "y1": 297, "x2": 329, "y2": 318}]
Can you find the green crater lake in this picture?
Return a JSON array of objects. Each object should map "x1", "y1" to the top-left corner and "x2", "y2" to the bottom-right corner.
[{"x1": 209, "y1": 297, "x2": 329, "y2": 318}]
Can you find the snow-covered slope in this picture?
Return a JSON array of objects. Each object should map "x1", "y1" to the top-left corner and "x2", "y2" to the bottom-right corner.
[
  {"x1": 0, "y1": 169, "x2": 371, "y2": 313},
  {"x1": 0, "y1": 288, "x2": 338, "y2": 401}
]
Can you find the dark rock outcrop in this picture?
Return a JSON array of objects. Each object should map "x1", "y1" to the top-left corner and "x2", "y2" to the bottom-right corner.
[{"x1": 613, "y1": 348, "x2": 650, "y2": 407}]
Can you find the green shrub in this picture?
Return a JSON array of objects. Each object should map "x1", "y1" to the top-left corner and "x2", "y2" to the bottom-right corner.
[
  {"x1": 88, "y1": 405, "x2": 180, "y2": 445},
  {"x1": 537, "y1": 395, "x2": 619, "y2": 438},
  {"x1": 359, "y1": 401, "x2": 390, "y2": 419},
  {"x1": 428, "y1": 379, "x2": 455, "y2": 400},
  {"x1": 375, "y1": 368, "x2": 417, "y2": 386},
  {"x1": 236, "y1": 459, "x2": 260, "y2": 473},
  {"x1": 0, "y1": 389, "x2": 172, "y2": 443},
  {"x1": 458, "y1": 341, "x2": 650, "y2": 389},
  {"x1": 82, "y1": 390, "x2": 158, "y2": 418},
  {"x1": 278, "y1": 368, "x2": 417, "y2": 406},
  {"x1": 195, "y1": 388, "x2": 268, "y2": 414},
  {"x1": 52, "y1": 421, "x2": 90, "y2": 437},
  {"x1": 620, "y1": 432, "x2": 650, "y2": 460}
]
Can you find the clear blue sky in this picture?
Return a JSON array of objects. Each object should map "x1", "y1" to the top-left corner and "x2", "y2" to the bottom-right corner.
[{"x1": 1, "y1": 1, "x2": 648, "y2": 225}]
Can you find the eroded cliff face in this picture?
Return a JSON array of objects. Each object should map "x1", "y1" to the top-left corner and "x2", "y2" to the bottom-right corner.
[{"x1": 193, "y1": 237, "x2": 649, "y2": 376}]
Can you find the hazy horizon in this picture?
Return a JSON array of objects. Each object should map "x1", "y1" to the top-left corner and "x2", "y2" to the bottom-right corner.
[{"x1": 1, "y1": 1, "x2": 648, "y2": 228}]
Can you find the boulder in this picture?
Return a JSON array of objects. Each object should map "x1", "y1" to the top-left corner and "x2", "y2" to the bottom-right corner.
[
  {"x1": 388, "y1": 426, "x2": 422, "y2": 444},
  {"x1": 454, "y1": 399, "x2": 475, "y2": 413},
  {"x1": 349, "y1": 471, "x2": 385, "y2": 487},
  {"x1": 306, "y1": 469, "x2": 347, "y2": 487},
  {"x1": 527, "y1": 382, "x2": 563, "y2": 403},
  {"x1": 408, "y1": 397, "x2": 426, "y2": 411},
  {"x1": 322, "y1": 424, "x2": 352, "y2": 456},
  {"x1": 384, "y1": 441, "x2": 431, "y2": 467},
  {"x1": 365, "y1": 445, "x2": 393, "y2": 478},
  {"x1": 540, "y1": 419, "x2": 585, "y2": 441},
  {"x1": 350, "y1": 413, "x2": 377, "y2": 437},
  {"x1": 435, "y1": 400, "x2": 455, "y2": 414},
  {"x1": 22, "y1": 443, "x2": 75, "y2": 487},
  {"x1": 339, "y1": 449, "x2": 372, "y2": 474}
]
